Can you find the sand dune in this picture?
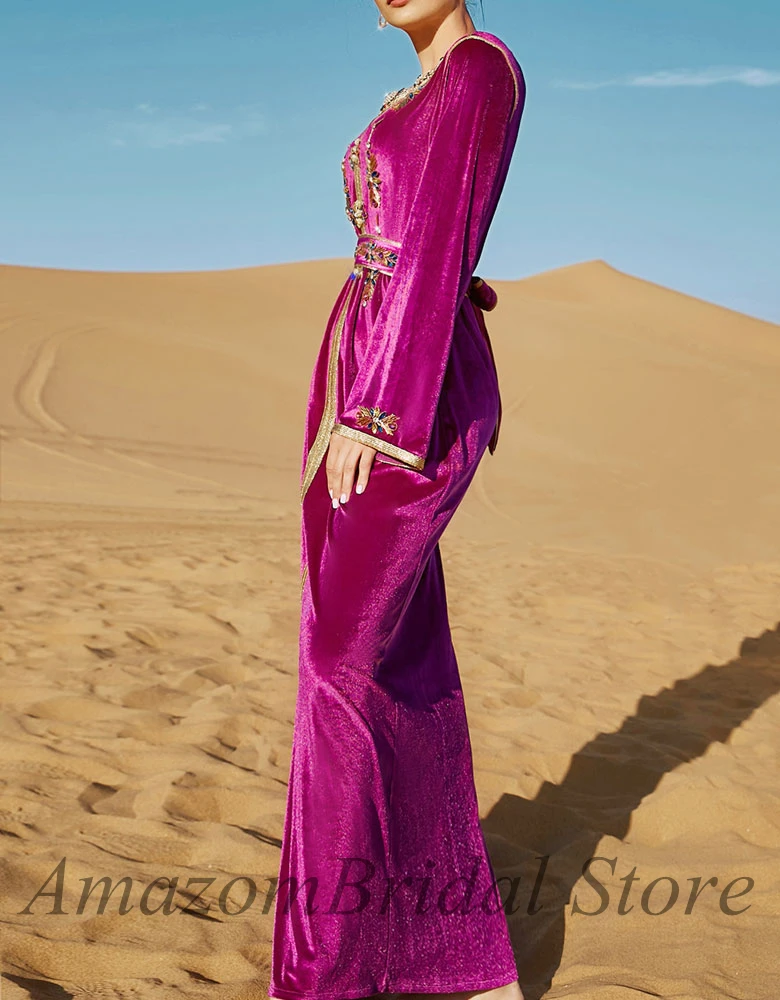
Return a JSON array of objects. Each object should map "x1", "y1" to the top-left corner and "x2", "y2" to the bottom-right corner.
[{"x1": 1, "y1": 258, "x2": 779, "y2": 999}]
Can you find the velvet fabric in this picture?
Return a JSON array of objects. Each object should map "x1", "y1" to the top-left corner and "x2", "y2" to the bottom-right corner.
[{"x1": 270, "y1": 31, "x2": 526, "y2": 1000}]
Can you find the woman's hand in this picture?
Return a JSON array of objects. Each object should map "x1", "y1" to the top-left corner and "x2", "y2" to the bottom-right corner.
[{"x1": 325, "y1": 432, "x2": 377, "y2": 508}]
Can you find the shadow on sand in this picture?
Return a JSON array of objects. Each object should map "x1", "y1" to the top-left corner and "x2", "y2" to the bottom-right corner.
[{"x1": 483, "y1": 624, "x2": 780, "y2": 999}]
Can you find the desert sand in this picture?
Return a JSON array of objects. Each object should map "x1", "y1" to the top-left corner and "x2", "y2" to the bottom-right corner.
[{"x1": 1, "y1": 257, "x2": 779, "y2": 999}]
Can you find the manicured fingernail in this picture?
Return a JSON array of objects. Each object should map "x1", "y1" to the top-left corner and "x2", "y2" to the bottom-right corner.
[
  {"x1": 329, "y1": 488, "x2": 333, "y2": 498},
  {"x1": 356, "y1": 484, "x2": 364, "y2": 495},
  {"x1": 340, "y1": 493, "x2": 347, "y2": 504},
  {"x1": 332, "y1": 497, "x2": 339, "y2": 509}
]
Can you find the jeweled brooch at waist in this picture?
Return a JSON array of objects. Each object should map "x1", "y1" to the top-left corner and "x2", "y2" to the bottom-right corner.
[
  {"x1": 350, "y1": 232, "x2": 500, "y2": 319},
  {"x1": 351, "y1": 233, "x2": 402, "y2": 306}
]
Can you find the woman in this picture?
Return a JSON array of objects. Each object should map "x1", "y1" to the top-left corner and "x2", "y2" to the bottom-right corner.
[{"x1": 270, "y1": 1, "x2": 526, "y2": 998}]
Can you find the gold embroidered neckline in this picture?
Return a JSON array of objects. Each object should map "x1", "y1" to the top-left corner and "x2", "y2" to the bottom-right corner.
[
  {"x1": 379, "y1": 64, "x2": 438, "y2": 114},
  {"x1": 376, "y1": 31, "x2": 482, "y2": 119}
]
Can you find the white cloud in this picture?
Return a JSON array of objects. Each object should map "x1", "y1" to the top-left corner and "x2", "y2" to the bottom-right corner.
[
  {"x1": 555, "y1": 66, "x2": 780, "y2": 90},
  {"x1": 108, "y1": 102, "x2": 265, "y2": 149}
]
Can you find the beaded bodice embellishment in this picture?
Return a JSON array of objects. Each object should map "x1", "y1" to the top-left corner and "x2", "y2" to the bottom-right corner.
[
  {"x1": 353, "y1": 238, "x2": 400, "y2": 306},
  {"x1": 343, "y1": 140, "x2": 367, "y2": 234},
  {"x1": 342, "y1": 59, "x2": 442, "y2": 305},
  {"x1": 378, "y1": 64, "x2": 438, "y2": 114},
  {"x1": 343, "y1": 134, "x2": 386, "y2": 306},
  {"x1": 357, "y1": 241, "x2": 398, "y2": 271},
  {"x1": 366, "y1": 151, "x2": 382, "y2": 209}
]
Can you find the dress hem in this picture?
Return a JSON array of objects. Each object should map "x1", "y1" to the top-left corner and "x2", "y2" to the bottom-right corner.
[{"x1": 268, "y1": 970, "x2": 519, "y2": 1000}]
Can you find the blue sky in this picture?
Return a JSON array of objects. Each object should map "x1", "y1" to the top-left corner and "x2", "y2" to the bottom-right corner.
[{"x1": 2, "y1": 0, "x2": 778, "y2": 322}]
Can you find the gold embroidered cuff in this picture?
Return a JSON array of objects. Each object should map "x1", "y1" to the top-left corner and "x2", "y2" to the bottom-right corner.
[{"x1": 332, "y1": 423, "x2": 426, "y2": 471}]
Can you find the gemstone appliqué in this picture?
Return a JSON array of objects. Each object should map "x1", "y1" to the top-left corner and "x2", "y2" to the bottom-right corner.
[
  {"x1": 343, "y1": 59, "x2": 441, "y2": 235},
  {"x1": 367, "y1": 151, "x2": 382, "y2": 209},
  {"x1": 356, "y1": 405, "x2": 399, "y2": 437},
  {"x1": 354, "y1": 241, "x2": 398, "y2": 306},
  {"x1": 359, "y1": 241, "x2": 398, "y2": 271},
  {"x1": 343, "y1": 139, "x2": 366, "y2": 234},
  {"x1": 379, "y1": 62, "x2": 438, "y2": 114},
  {"x1": 360, "y1": 268, "x2": 378, "y2": 307}
]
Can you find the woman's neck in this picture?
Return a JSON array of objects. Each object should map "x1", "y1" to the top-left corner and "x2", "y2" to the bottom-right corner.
[{"x1": 409, "y1": 10, "x2": 478, "y2": 76}]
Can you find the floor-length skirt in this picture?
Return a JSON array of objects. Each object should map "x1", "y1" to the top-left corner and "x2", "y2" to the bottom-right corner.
[{"x1": 269, "y1": 275, "x2": 518, "y2": 998}]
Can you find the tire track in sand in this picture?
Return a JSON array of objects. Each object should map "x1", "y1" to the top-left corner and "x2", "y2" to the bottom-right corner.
[{"x1": 10, "y1": 320, "x2": 267, "y2": 502}]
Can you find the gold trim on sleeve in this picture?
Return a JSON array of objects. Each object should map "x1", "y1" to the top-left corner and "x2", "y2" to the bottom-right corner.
[
  {"x1": 447, "y1": 33, "x2": 522, "y2": 114},
  {"x1": 332, "y1": 423, "x2": 425, "y2": 471}
]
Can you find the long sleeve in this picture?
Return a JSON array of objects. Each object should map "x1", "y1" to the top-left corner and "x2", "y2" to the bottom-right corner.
[{"x1": 332, "y1": 36, "x2": 522, "y2": 470}]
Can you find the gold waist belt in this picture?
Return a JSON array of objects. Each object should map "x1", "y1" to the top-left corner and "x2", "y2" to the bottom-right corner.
[{"x1": 352, "y1": 233, "x2": 402, "y2": 277}]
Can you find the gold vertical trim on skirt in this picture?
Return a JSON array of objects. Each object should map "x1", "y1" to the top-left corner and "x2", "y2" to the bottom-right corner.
[{"x1": 299, "y1": 279, "x2": 358, "y2": 504}]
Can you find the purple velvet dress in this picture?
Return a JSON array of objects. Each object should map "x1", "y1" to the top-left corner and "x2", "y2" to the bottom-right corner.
[{"x1": 270, "y1": 31, "x2": 526, "y2": 999}]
